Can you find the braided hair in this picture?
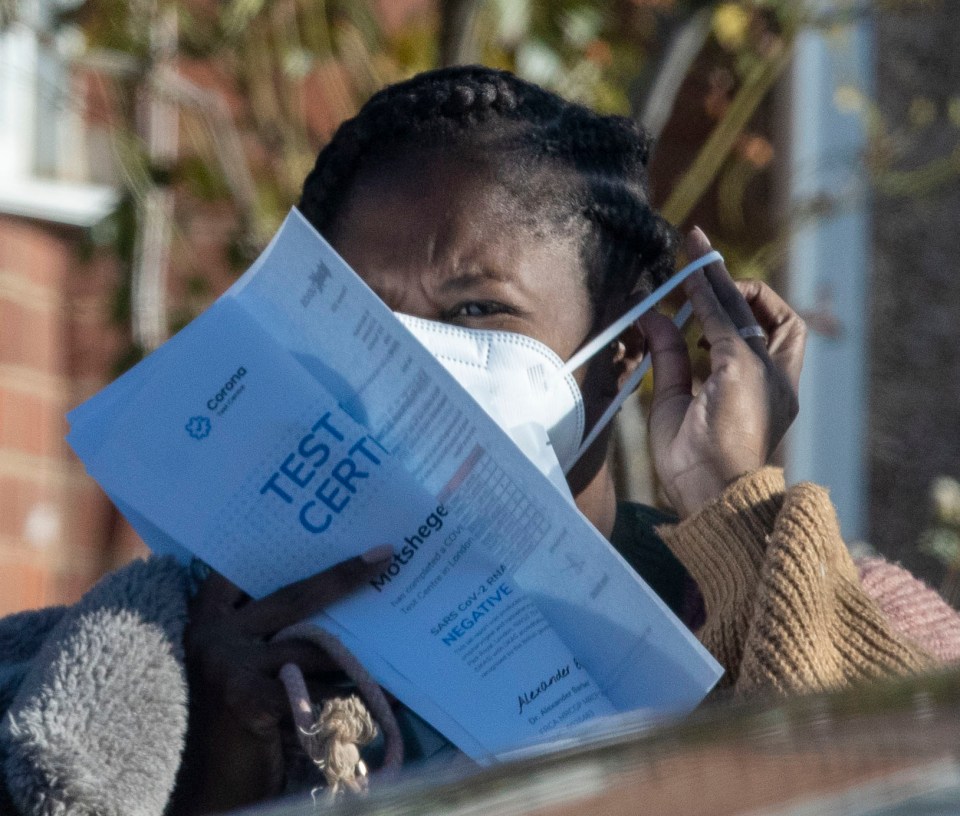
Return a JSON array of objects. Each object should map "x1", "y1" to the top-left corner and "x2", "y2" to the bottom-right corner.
[{"x1": 299, "y1": 65, "x2": 677, "y2": 311}]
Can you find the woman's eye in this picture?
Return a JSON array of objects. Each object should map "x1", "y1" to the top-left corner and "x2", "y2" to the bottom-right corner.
[{"x1": 448, "y1": 301, "x2": 507, "y2": 319}]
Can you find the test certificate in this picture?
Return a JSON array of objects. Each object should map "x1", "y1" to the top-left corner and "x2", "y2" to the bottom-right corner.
[{"x1": 68, "y1": 210, "x2": 722, "y2": 760}]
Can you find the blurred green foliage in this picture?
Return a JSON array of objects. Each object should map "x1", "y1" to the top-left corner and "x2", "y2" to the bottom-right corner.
[
  {"x1": 920, "y1": 475, "x2": 960, "y2": 606},
  {"x1": 65, "y1": 0, "x2": 790, "y2": 237},
  {"x1": 48, "y1": 0, "x2": 806, "y2": 368}
]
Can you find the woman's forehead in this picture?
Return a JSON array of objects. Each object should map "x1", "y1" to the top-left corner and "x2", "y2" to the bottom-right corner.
[
  {"x1": 323, "y1": 170, "x2": 590, "y2": 354},
  {"x1": 328, "y1": 157, "x2": 586, "y2": 287}
]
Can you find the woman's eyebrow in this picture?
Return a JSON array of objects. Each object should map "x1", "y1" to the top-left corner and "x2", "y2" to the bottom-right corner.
[{"x1": 436, "y1": 268, "x2": 515, "y2": 294}]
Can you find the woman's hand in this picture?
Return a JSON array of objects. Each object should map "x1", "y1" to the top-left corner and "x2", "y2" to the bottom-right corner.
[
  {"x1": 639, "y1": 228, "x2": 806, "y2": 518},
  {"x1": 171, "y1": 547, "x2": 392, "y2": 815}
]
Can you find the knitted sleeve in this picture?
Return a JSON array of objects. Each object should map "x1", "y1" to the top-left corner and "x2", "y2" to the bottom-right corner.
[
  {"x1": 858, "y1": 557, "x2": 960, "y2": 664},
  {"x1": 656, "y1": 467, "x2": 933, "y2": 696}
]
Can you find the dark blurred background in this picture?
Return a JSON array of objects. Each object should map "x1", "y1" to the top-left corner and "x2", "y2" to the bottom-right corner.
[{"x1": 1, "y1": 0, "x2": 958, "y2": 613}]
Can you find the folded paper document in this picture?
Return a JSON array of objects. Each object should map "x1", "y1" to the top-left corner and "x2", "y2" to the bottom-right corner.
[{"x1": 67, "y1": 209, "x2": 722, "y2": 761}]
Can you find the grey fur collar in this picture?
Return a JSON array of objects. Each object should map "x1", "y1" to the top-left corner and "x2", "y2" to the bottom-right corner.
[{"x1": 0, "y1": 558, "x2": 190, "y2": 816}]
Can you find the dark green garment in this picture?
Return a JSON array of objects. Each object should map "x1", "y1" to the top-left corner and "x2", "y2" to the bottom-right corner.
[
  {"x1": 395, "y1": 500, "x2": 691, "y2": 764},
  {"x1": 609, "y1": 501, "x2": 689, "y2": 619}
]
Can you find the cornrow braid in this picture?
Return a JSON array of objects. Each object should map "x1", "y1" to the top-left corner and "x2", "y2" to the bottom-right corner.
[{"x1": 299, "y1": 65, "x2": 677, "y2": 308}]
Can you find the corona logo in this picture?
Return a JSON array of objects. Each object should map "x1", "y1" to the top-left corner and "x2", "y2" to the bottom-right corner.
[{"x1": 186, "y1": 416, "x2": 211, "y2": 440}]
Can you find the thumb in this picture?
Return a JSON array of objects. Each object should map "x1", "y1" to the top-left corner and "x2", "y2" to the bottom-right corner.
[{"x1": 638, "y1": 311, "x2": 693, "y2": 439}]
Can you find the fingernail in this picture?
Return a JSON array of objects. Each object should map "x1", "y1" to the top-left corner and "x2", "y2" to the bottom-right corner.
[
  {"x1": 689, "y1": 225, "x2": 711, "y2": 246},
  {"x1": 361, "y1": 544, "x2": 394, "y2": 564}
]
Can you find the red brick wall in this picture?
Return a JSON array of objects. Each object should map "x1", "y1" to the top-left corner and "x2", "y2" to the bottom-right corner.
[{"x1": 0, "y1": 214, "x2": 146, "y2": 615}]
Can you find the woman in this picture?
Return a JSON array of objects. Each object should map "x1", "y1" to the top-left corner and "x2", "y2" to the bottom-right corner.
[{"x1": 0, "y1": 66, "x2": 948, "y2": 816}]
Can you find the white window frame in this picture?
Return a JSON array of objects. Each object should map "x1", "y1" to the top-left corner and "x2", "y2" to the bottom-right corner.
[{"x1": 0, "y1": 0, "x2": 116, "y2": 226}]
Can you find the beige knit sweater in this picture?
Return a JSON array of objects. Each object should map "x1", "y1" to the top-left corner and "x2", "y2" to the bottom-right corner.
[{"x1": 657, "y1": 467, "x2": 934, "y2": 696}]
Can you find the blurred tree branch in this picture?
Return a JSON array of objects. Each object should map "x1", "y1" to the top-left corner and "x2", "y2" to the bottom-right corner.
[
  {"x1": 439, "y1": 0, "x2": 484, "y2": 66},
  {"x1": 0, "y1": 0, "x2": 15, "y2": 29},
  {"x1": 634, "y1": 4, "x2": 714, "y2": 146},
  {"x1": 131, "y1": 1, "x2": 177, "y2": 351},
  {"x1": 661, "y1": 36, "x2": 793, "y2": 226}
]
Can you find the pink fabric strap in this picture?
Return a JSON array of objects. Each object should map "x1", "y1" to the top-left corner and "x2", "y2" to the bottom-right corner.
[{"x1": 274, "y1": 622, "x2": 404, "y2": 775}]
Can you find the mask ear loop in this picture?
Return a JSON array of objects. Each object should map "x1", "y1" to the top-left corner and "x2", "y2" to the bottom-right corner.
[
  {"x1": 561, "y1": 250, "x2": 722, "y2": 377},
  {"x1": 563, "y1": 300, "x2": 694, "y2": 474}
]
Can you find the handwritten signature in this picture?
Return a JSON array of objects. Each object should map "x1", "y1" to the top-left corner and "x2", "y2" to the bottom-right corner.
[{"x1": 517, "y1": 663, "x2": 574, "y2": 715}]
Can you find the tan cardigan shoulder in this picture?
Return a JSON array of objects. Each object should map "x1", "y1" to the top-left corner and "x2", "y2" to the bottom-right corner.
[{"x1": 656, "y1": 468, "x2": 933, "y2": 696}]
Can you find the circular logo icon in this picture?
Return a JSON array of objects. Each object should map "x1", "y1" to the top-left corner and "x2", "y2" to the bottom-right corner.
[{"x1": 186, "y1": 416, "x2": 211, "y2": 440}]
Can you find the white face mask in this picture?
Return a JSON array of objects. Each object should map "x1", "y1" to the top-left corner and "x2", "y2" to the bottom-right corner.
[{"x1": 395, "y1": 251, "x2": 721, "y2": 497}]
